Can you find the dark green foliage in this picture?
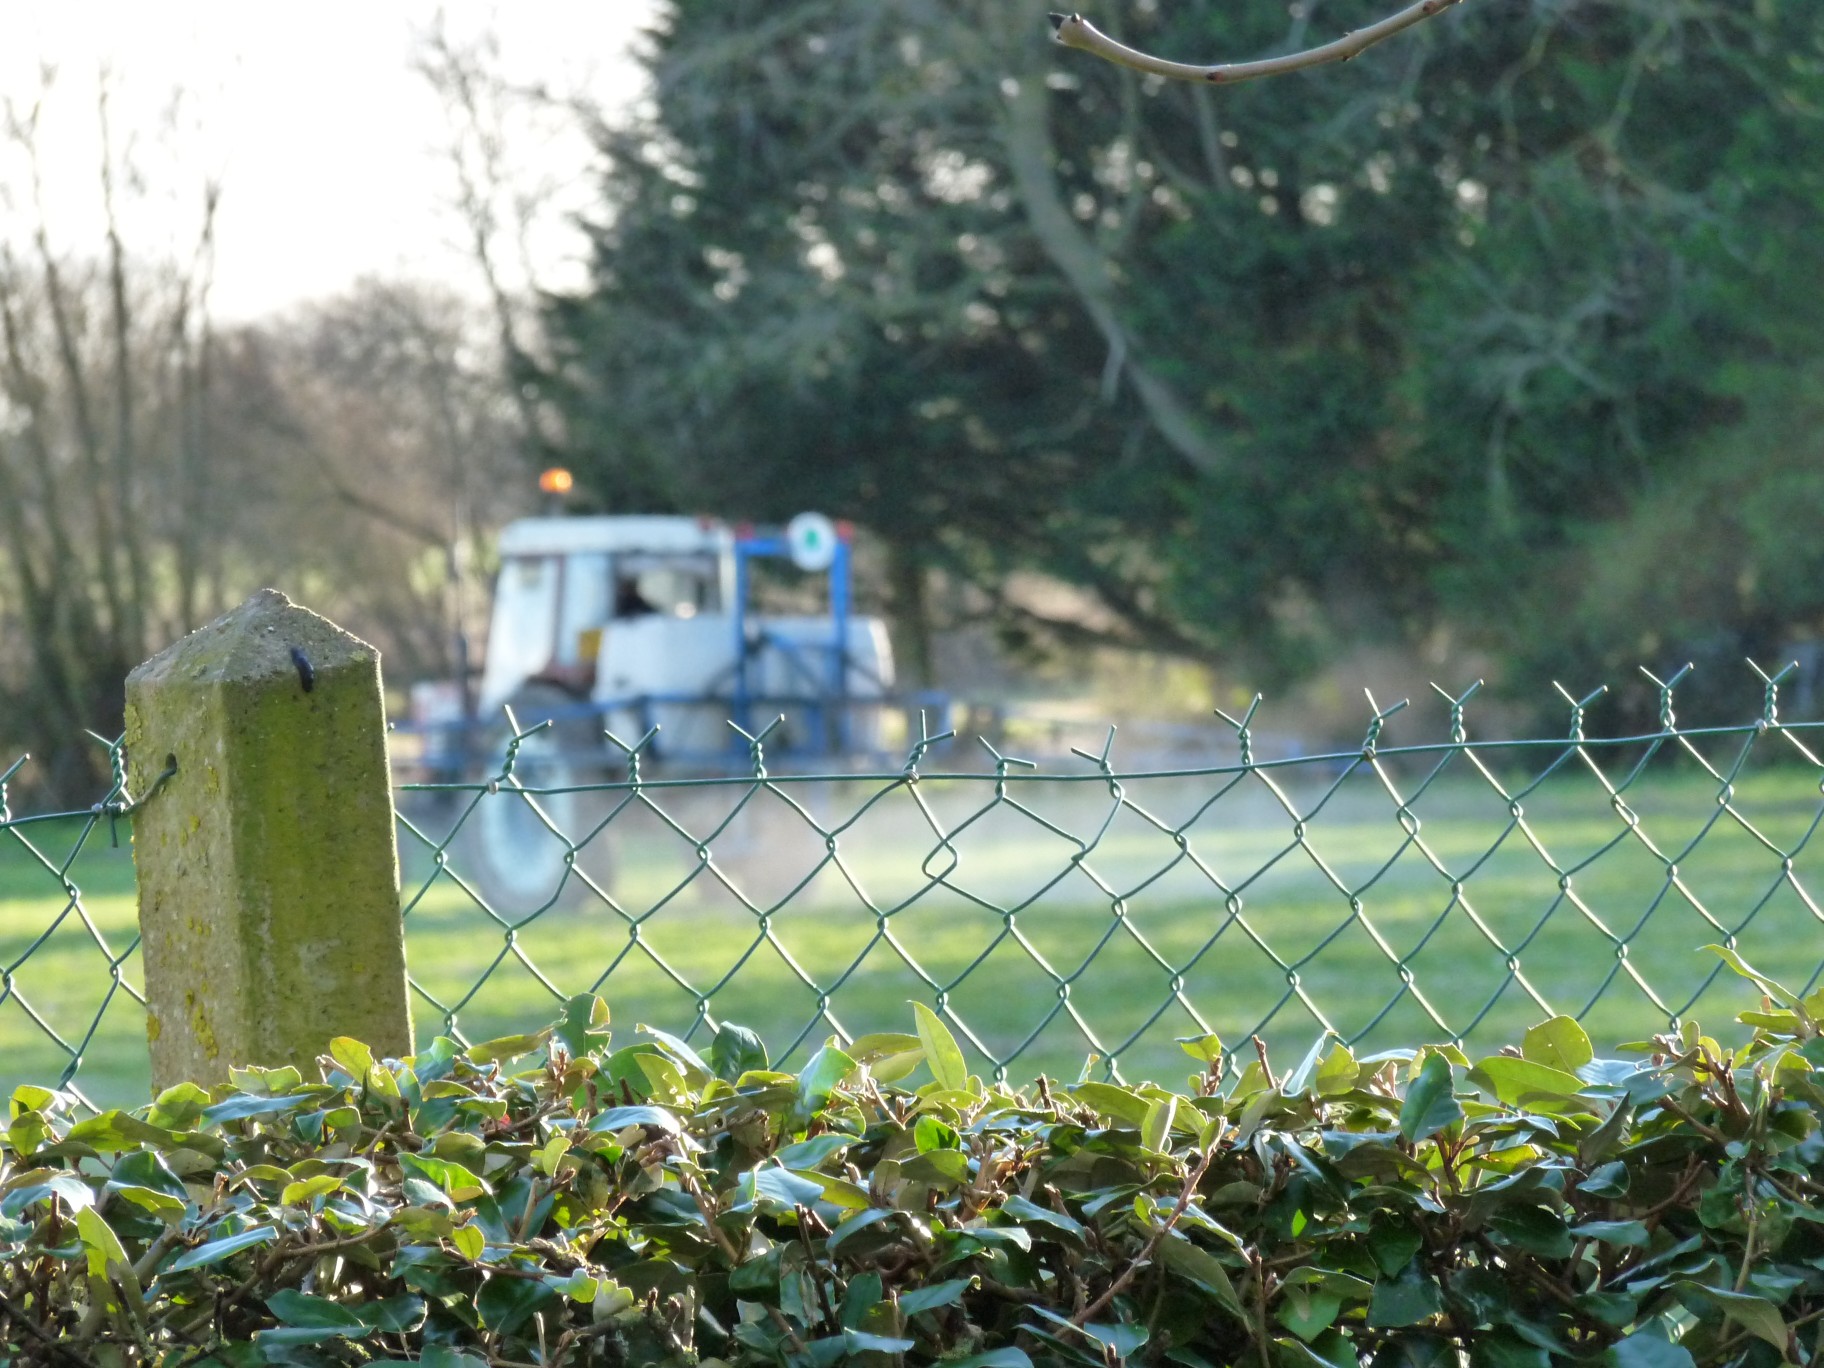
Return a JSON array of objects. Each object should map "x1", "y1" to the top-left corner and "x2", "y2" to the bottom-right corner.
[
  {"x1": 541, "y1": 1, "x2": 1824, "y2": 698},
  {"x1": 11, "y1": 961, "x2": 1824, "y2": 1365}
]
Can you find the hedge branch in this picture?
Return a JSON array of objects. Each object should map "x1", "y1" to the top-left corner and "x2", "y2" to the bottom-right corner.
[{"x1": 1048, "y1": 0, "x2": 1469, "y2": 86}]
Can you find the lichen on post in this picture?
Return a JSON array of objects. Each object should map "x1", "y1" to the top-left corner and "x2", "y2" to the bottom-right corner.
[{"x1": 125, "y1": 589, "x2": 412, "y2": 1089}]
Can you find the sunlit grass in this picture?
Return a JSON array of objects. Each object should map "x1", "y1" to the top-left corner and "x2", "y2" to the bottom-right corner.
[{"x1": 7, "y1": 741, "x2": 1823, "y2": 1110}]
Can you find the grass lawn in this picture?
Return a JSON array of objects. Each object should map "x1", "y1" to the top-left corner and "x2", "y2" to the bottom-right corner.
[{"x1": 7, "y1": 734, "x2": 1823, "y2": 1110}]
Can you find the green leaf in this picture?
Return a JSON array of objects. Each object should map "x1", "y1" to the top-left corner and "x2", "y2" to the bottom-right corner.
[
  {"x1": 1369, "y1": 1263, "x2": 1443, "y2": 1328},
  {"x1": 466, "y1": 1030, "x2": 550, "y2": 1064},
  {"x1": 279, "y1": 1174, "x2": 344, "y2": 1206},
  {"x1": 898, "y1": 1278, "x2": 974, "y2": 1315},
  {"x1": 1703, "y1": 944, "x2": 1803, "y2": 1013},
  {"x1": 912, "y1": 1001, "x2": 967, "y2": 1091},
  {"x1": 747, "y1": 1164, "x2": 827, "y2": 1211},
  {"x1": 353, "y1": 1293, "x2": 426, "y2": 1333},
  {"x1": 707, "y1": 1021, "x2": 768, "y2": 1080},
  {"x1": 1604, "y1": 1331, "x2": 1695, "y2": 1368},
  {"x1": 776, "y1": 1134, "x2": 857, "y2": 1170},
  {"x1": 1315, "y1": 1043, "x2": 1359, "y2": 1097},
  {"x1": 1400, "y1": 1053, "x2": 1461, "y2": 1142},
  {"x1": 1571, "y1": 1219, "x2": 1650, "y2": 1247},
  {"x1": 1469, "y1": 1330, "x2": 1551, "y2": 1368},
  {"x1": 1157, "y1": 1235, "x2": 1245, "y2": 1317},
  {"x1": 1468, "y1": 1056, "x2": 1587, "y2": 1107},
  {"x1": 1141, "y1": 1094, "x2": 1177, "y2": 1152},
  {"x1": 1177, "y1": 1033, "x2": 1224, "y2": 1064},
  {"x1": 450, "y1": 1223, "x2": 485, "y2": 1260},
  {"x1": 76, "y1": 1205, "x2": 133, "y2": 1282},
  {"x1": 941, "y1": 1351, "x2": 1033, "y2": 1368},
  {"x1": 418, "y1": 1349, "x2": 489, "y2": 1368},
  {"x1": 1000, "y1": 1193, "x2": 1087, "y2": 1243},
  {"x1": 827, "y1": 1207, "x2": 896, "y2": 1252},
  {"x1": 1278, "y1": 1286, "x2": 1343, "y2": 1341},
  {"x1": 1070, "y1": 1081, "x2": 1154, "y2": 1127},
  {"x1": 1284, "y1": 1034, "x2": 1334, "y2": 1096},
  {"x1": 1487, "y1": 1205, "x2": 1572, "y2": 1259},
  {"x1": 796, "y1": 1045, "x2": 859, "y2": 1114},
  {"x1": 267, "y1": 1288, "x2": 369, "y2": 1336},
  {"x1": 845, "y1": 1031, "x2": 923, "y2": 1085},
  {"x1": 328, "y1": 1036, "x2": 375, "y2": 1084},
  {"x1": 398, "y1": 1152, "x2": 490, "y2": 1201},
  {"x1": 67, "y1": 1110, "x2": 183, "y2": 1152},
  {"x1": 1373, "y1": 1332, "x2": 1455, "y2": 1368},
  {"x1": 1683, "y1": 1284, "x2": 1789, "y2": 1349},
  {"x1": 476, "y1": 1273, "x2": 558, "y2": 1333},
  {"x1": 1081, "y1": 1321, "x2": 1149, "y2": 1358},
  {"x1": 589, "y1": 1103, "x2": 683, "y2": 1135},
  {"x1": 552, "y1": 994, "x2": 612, "y2": 1058},
  {"x1": 1522, "y1": 1016, "x2": 1594, "y2": 1072},
  {"x1": 165, "y1": 1224, "x2": 277, "y2": 1272},
  {"x1": 111, "y1": 1184, "x2": 187, "y2": 1219}
]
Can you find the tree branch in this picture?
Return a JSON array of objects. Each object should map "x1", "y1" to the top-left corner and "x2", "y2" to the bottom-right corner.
[{"x1": 1049, "y1": 0, "x2": 1471, "y2": 86}]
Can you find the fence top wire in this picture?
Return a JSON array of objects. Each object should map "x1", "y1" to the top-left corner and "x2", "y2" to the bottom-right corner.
[
  {"x1": 393, "y1": 668, "x2": 1824, "y2": 1088},
  {"x1": 7, "y1": 664, "x2": 1824, "y2": 1106}
]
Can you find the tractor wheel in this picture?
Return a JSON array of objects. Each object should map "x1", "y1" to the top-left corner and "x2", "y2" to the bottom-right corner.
[{"x1": 457, "y1": 684, "x2": 607, "y2": 915}]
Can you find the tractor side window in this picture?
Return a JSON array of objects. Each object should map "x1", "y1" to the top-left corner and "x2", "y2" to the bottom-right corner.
[
  {"x1": 556, "y1": 552, "x2": 613, "y2": 663},
  {"x1": 618, "y1": 553, "x2": 719, "y2": 618}
]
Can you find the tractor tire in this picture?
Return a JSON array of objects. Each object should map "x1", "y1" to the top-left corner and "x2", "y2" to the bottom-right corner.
[{"x1": 457, "y1": 684, "x2": 607, "y2": 915}]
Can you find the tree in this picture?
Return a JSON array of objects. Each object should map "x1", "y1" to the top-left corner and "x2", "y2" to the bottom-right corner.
[
  {"x1": 0, "y1": 66, "x2": 221, "y2": 797},
  {"x1": 206, "y1": 280, "x2": 531, "y2": 693},
  {"x1": 543, "y1": 0, "x2": 1822, "y2": 709}
]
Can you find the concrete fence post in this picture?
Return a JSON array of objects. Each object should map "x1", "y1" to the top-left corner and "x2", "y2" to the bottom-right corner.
[{"x1": 124, "y1": 589, "x2": 412, "y2": 1089}]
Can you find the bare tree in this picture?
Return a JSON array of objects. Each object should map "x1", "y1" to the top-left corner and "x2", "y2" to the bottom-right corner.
[{"x1": 0, "y1": 64, "x2": 221, "y2": 798}]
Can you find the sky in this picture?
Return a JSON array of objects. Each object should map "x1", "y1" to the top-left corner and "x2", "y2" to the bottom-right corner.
[{"x1": 0, "y1": 1, "x2": 659, "y2": 321}]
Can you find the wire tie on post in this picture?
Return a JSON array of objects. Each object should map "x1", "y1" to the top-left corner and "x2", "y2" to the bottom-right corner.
[
  {"x1": 1747, "y1": 658, "x2": 1798, "y2": 731},
  {"x1": 1215, "y1": 694, "x2": 1262, "y2": 768},
  {"x1": 1639, "y1": 663, "x2": 1693, "y2": 733},
  {"x1": 0, "y1": 753, "x2": 26, "y2": 825},
  {"x1": 1552, "y1": 681, "x2": 1608, "y2": 743},
  {"x1": 727, "y1": 715, "x2": 785, "y2": 780},
  {"x1": 1068, "y1": 724, "x2": 1118, "y2": 775},
  {"x1": 1359, "y1": 691, "x2": 1408, "y2": 759},
  {"x1": 496, "y1": 703, "x2": 553, "y2": 783},
  {"x1": 1428, "y1": 680, "x2": 1481, "y2": 747},
  {"x1": 901, "y1": 709, "x2": 955, "y2": 781},
  {"x1": 977, "y1": 737, "x2": 1036, "y2": 797},
  {"x1": 605, "y1": 724, "x2": 661, "y2": 786}
]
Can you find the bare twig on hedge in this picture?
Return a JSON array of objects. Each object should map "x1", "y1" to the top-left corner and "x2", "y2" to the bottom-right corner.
[
  {"x1": 1071, "y1": 1144, "x2": 1218, "y2": 1327},
  {"x1": 0, "y1": 1286, "x2": 98, "y2": 1365},
  {"x1": 1048, "y1": 1, "x2": 1470, "y2": 86}
]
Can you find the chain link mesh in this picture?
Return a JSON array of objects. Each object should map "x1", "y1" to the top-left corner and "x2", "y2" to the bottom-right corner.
[{"x1": 5, "y1": 674, "x2": 1824, "y2": 1105}]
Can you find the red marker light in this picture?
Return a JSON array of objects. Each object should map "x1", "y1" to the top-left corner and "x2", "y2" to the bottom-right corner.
[{"x1": 538, "y1": 467, "x2": 575, "y2": 495}]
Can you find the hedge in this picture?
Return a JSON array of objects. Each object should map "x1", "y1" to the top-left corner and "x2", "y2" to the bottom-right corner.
[{"x1": 4, "y1": 948, "x2": 1824, "y2": 1367}]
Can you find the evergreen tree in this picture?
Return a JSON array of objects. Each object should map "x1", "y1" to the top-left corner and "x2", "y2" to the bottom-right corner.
[{"x1": 542, "y1": 0, "x2": 1824, "y2": 707}]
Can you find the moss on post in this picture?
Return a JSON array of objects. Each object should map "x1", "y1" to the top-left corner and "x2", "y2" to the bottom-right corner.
[{"x1": 126, "y1": 589, "x2": 412, "y2": 1089}]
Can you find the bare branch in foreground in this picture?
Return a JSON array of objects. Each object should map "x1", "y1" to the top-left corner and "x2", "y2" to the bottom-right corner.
[{"x1": 1049, "y1": 0, "x2": 1470, "y2": 86}]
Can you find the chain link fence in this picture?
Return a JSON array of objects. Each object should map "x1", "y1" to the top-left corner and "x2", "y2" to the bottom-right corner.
[{"x1": 6, "y1": 669, "x2": 1824, "y2": 1107}]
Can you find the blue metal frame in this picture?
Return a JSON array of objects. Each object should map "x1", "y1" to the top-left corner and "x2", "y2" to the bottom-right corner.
[{"x1": 730, "y1": 529, "x2": 854, "y2": 758}]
